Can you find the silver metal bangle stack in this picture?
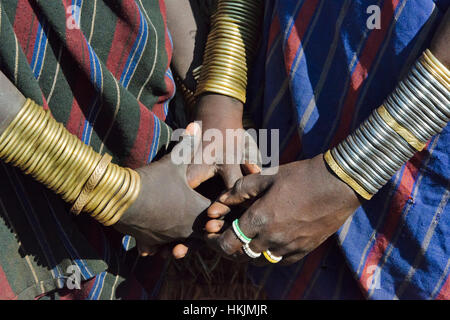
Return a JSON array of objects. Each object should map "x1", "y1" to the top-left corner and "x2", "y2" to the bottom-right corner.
[{"x1": 330, "y1": 56, "x2": 450, "y2": 197}]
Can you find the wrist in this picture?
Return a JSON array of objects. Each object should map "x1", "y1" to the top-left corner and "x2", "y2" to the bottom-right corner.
[
  {"x1": 195, "y1": 93, "x2": 244, "y2": 128},
  {"x1": 430, "y1": 9, "x2": 449, "y2": 68},
  {"x1": 195, "y1": 0, "x2": 263, "y2": 104},
  {"x1": 0, "y1": 71, "x2": 27, "y2": 134},
  {"x1": 116, "y1": 166, "x2": 148, "y2": 227},
  {"x1": 314, "y1": 154, "x2": 362, "y2": 207}
]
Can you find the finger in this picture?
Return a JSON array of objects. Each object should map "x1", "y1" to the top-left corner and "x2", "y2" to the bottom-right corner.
[
  {"x1": 217, "y1": 201, "x2": 266, "y2": 255},
  {"x1": 242, "y1": 163, "x2": 261, "y2": 175},
  {"x1": 170, "y1": 122, "x2": 202, "y2": 170},
  {"x1": 205, "y1": 233, "x2": 250, "y2": 262},
  {"x1": 186, "y1": 163, "x2": 216, "y2": 189},
  {"x1": 185, "y1": 121, "x2": 200, "y2": 136},
  {"x1": 207, "y1": 202, "x2": 230, "y2": 218},
  {"x1": 186, "y1": 122, "x2": 202, "y2": 163},
  {"x1": 256, "y1": 238, "x2": 309, "y2": 266},
  {"x1": 137, "y1": 243, "x2": 158, "y2": 257},
  {"x1": 172, "y1": 243, "x2": 189, "y2": 259},
  {"x1": 205, "y1": 219, "x2": 225, "y2": 233},
  {"x1": 245, "y1": 237, "x2": 268, "y2": 257},
  {"x1": 220, "y1": 164, "x2": 243, "y2": 189},
  {"x1": 218, "y1": 173, "x2": 273, "y2": 206},
  {"x1": 172, "y1": 237, "x2": 205, "y2": 259},
  {"x1": 242, "y1": 130, "x2": 262, "y2": 170}
]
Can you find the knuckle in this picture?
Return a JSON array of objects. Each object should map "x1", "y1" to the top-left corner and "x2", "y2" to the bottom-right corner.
[
  {"x1": 267, "y1": 231, "x2": 288, "y2": 246},
  {"x1": 232, "y1": 178, "x2": 244, "y2": 195},
  {"x1": 218, "y1": 236, "x2": 236, "y2": 255},
  {"x1": 248, "y1": 210, "x2": 267, "y2": 228}
]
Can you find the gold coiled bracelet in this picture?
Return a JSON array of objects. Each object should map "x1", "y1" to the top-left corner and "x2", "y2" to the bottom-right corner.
[{"x1": 0, "y1": 99, "x2": 141, "y2": 226}]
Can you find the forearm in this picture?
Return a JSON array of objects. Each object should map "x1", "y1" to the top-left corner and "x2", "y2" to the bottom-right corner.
[
  {"x1": 430, "y1": 9, "x2": 450, "y2": 67},
  {"x1": 325, "y1": 10, "x2": 449, "y2": 201},
  {"x1": 0, "y1": 73, "x2": 140, "y2": 226},
  {"x1": 166, "y1": 0, "x2": 211, "y2": 88},
  {"x1": 0, "y1": 71, "x2": 25, "y2": 134}
]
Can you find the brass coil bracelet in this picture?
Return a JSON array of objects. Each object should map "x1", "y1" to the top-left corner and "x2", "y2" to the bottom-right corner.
[{"x1": 0, "y1": 99, "x2": 141, "y2": 226}]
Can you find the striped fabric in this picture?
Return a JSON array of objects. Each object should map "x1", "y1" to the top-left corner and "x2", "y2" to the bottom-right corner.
[
  {"x1": 247, "y1": 0, "x2": 449, "y2": 299},
  {"x1": 0, "y1": 0, "x2": 174, "y2": 299}
]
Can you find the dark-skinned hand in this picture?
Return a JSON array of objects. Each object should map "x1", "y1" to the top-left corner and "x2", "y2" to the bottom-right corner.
[
  {"x1": 187, "y1": 93, "x2": 260, "y2": 189},
  {"x1": 204, "y1": 154, "x2": 362, "y2": 265},
  {"x1": 169, "y1": 94, "x2": 260, "y2": 258},
  {"x1": 115, "y1": 123, "x2": 211, "y2": 257},
  {"x1": 203, "y1": 8, "x2": 450, "y2": 265}
]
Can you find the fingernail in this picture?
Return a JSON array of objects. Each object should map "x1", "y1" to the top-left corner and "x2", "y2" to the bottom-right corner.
[
  {"x1": 219, "y1": 193, "x2": 229, "y2": 202},
  {"x1": 174, "y1": 252, "x2": 187, "y2": 259},
  {"x1": 192, "y1": 122, "x2": 200, "y2": 136}
]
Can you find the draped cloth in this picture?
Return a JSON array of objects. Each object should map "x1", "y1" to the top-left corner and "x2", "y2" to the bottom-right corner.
[
  {"x1": 0, "y1": 0, "x2": 449, "y2": 300},
  {"x1": 247, "y1": 0, "x2": 449, "y2": 299}
]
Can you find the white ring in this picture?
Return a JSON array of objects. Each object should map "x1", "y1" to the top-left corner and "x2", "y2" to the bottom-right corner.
[
  {"x1": 232, "y1": 219, "x2": 251, "y2": 244},
  {"x1": 265, "y1": 250, "x2": 282, "y2": 262},
  {"x1": 242, "y1": 243, "x2": 261, "y2": 259}
]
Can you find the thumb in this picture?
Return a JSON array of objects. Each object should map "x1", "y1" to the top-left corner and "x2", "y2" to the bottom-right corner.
[
  {"x1": 186, "y1": 122, "x2": 202, "y2": 163},
  {"x1": 172, "y1": 237, "x2": 204, "y2": 259},
  {"x1": 242, "y1": 163, "x2": 261, "y2": 175},
  {"x1": 170, "y1": 122, "x2": 202, "y2": 169},
  {"x1": 186, "y1": 163, "x2": 216, "y2": 189},
  {"x1": 137, "y1": 242, "x2": 158, "y2": 257},
  {"x1": 217, "y1": 173, "x2": 274, "y2": 206},
  {"x1": 220, "y1": 164, "x2": 243, "y2": 189}
]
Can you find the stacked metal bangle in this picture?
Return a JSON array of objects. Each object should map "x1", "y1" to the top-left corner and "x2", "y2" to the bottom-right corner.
[
  {"x1": 325, "y1": 50, "x2": 449, "y2": 200},
  {"x1": 0, "y1": 99, "x2": 141, "y2": 226},
  {"x1": 196, "y1": 0, "x2": 263, "y2": 103}
]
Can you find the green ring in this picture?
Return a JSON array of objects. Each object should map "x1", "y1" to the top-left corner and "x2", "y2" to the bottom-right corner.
[{"x1": 233, "y1": 219, "x2": 252, "y2": 242}]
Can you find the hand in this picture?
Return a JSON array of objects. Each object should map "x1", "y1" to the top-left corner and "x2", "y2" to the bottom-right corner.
[
  {"x1": 187, "y1": 94, "x2": 260, "y2": 189},
  {"x1": 173, "y1": 94, "x2": 260, "y2": 259},
  {"x1": 205, "y1": 154, "x2": 362, "y2": 265},
  {"x1": 115, "y1": 123, "x2": 211, "y2": 256}
]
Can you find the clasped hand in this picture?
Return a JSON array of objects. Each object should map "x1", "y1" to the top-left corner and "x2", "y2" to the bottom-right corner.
[
  {"x1": 204, "y1": 155, "x2": 362, "y2": 265},
  {"x1": 117, "y1": 94, "x2": 361, "y2": 265}
]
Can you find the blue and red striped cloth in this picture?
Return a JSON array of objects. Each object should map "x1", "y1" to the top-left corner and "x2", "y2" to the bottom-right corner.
[{"x1": 247, "y1": 0, "x2": 449, "y2": 299}]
